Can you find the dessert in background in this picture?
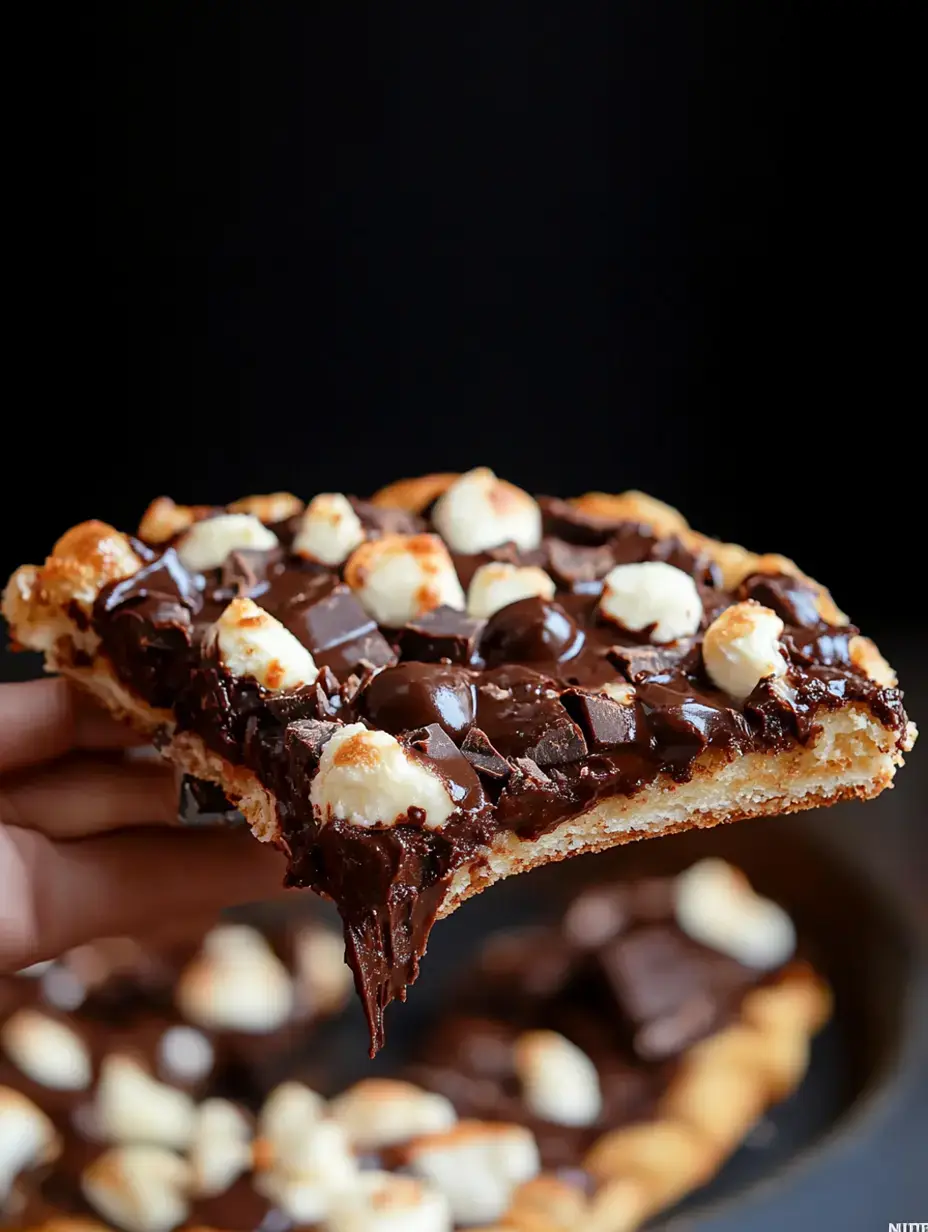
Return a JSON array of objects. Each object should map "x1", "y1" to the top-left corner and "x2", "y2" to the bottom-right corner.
[{"x1": 2, "y1": 860, "x2": 830, "y2": 1230}]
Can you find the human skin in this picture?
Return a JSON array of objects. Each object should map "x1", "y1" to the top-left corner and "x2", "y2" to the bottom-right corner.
[{"x1": 0, "y1": 678, "x2": 285, "y2": 971}]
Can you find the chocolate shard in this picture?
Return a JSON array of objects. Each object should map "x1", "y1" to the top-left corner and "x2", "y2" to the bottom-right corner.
[
  {"x1": 562, "y1": 688, "x2": 639, "y2": 750},
  {"x1": 538, "y1": 495, "x2": 623, "y2": 546},
  {"x1": 522, "y1": 708, "x2": 588, "y2": 767},
  {"x1": 608, "y1": 640, "x2": 695, "y2": 682},
  {"x1": 350, "y1": 497, "x2": 425, "y2": 537},
  {"x1": 405, "y1": 723, "x2": 485, "y2": 810},
  {"x1": 545, "y1": 538, "x2": 616, "y2": 587},
  {"x1": 511, "y1": 756, "x2": 552, "y2": 784},
  {"x1": 396, "y1": 606, "x2": 485, "y2": 666},
  {"x1": 282, "y1": 581, "x2": 396, "y2": 678},
  {"x1": 739, "y1": 571, "x2": 826, "y2": 629},
  {"x1": 286, "y1": 718, "x2": 341, "y2": 777},
  {"x1": 460, "y1": 726, "x2": 511, "y2": 781}
]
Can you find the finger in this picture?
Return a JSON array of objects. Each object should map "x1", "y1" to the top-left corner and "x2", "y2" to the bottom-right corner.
[
  {"x1": 0, "y1": 825, "x2": 289, "y2": 972},
  {"x1": 0, "y1": 754, "x2": 178, "y2": 837},
  {"x1": 0, "y1": 678, "x2": 142, "y2": 774}
]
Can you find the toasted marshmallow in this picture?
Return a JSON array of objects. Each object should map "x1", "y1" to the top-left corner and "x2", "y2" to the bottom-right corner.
[
  {"x1": 255, "y1": 1108, "x2": 356, "y2": 1222},
  {"x1": 293, "y1": 927, "x2": 353, "y2": 1016},
  {"x1": 189, "y1": 1098, "x2": 252, "y2": 1198},
  {"x1": 310, "y1": 724, "x2": 456, "y2": 830},
  {"x1": 81, "y1": 1145, "x2": 190, "y2": 1232},
  {"x1": 176, "y1": 513, "x2": 278, "y2": 572},
  {"x1": 212, "y1": 596, "x2": 318, "y2": 692},
  {"x1": 293, "y1": 493, "x2": 366, "y2": 566},
  {"x1": 327, "y1": 1172, "x2": 452, "y2": 1232},
  {"x1": 329, "y1": 1080, "x2": 457, "y2": 1150},
  {"x1": 176, "y1": 924, "x2": 295, "y2": 1034},
  {"x1": 96, "y1": 1055, "x2": 196, "y2": 1149},
  {"x1": 675, "y1": 859, "x2": 796, "y2": 971},
  {"x1": 138, "y1": 497, "x2": 214, "y2": 545},
  {"x1": 513, "y1": 1031, "x2": 602, "y2": 1128},
  {"x1": 599, "y1": 561, "x2": 702, "y2": 644},
  {"x1": 257, "y1": 1081, "x2": 326, "y2": 1165},
  {"x1": 570, "y1": 490, "x2": 689, "y2": 537},
  {"x1": 1, "y1": 1009, "x2": 92, "y2": 1091},
  {"x1": 702, "y1": 601, "x2": 786, "y2": 700},
  {"x1": 406, "y1": 1121, "x2": 540, "y2": 1225},
  {"x1": 0, "y1": 1086, "x2": 61, "y2": 1204},
  {"x1": 157, "y1": 1026, "x2": 215, "y2": 1087},
  {"x1": 344, "y1": 534, "x2": 465, "y2": 626},
  {"x1": 466, "y1": 562, "x2": 556, "y2": 619},
  {"x1": 432, "y1": 468, "x2": 542, "y2": 555},
  {"x1": 227, "y1": 491, "x2": 304, "y2": 523}
]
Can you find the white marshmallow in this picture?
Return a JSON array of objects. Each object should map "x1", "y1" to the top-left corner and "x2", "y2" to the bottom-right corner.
[
  {"x1": 157, "y1": 1025, "x2": 215, "y2": 1086},
  {"x1": 310, "y1": 724, "x2": 456, "y2": 830},
  {"x1": 0, "y1": 1086, "x2": 60, "y2": 1204},
  {"x1": 212, "y1": 596, "x2": 319, "y2": 692},
  {"x1": 675, "y1": 859, "x2": 796, "y2": 970},
  {"x1": 329, "y1": 1080, "x2": 457, "y2": 1150},
  {"x1": 702, "y1": 601, "x2": 786, "y2": 700},
  {"x1": 176, "y1": 513, "x2": 278, "y2": 572},
  {"x1": 176, "y1": 924, "x2": 295, "y2": 1034},
  {"x1": 96, "y1": 1055, "x2": 196, "y2": 1149},
  {"x1": 466, "y1": 562, "x2": 556, "y2": 619},
  {"x1": 599, "y1": 561, "x2": 702, "y2": 643},
  {"x1": 293, "y1": 493, "x2": 366, "y2": 566},
  {"x1": 326, "y1": 1172, "x2": 452, "y2": 1232},
  {"x1": 293, "y1": 927, "x2": 353, "y2": 1016},
  {"x1": 0, "y1": 1009, "x2": 92, "y2": 1091},
  {"x1": 345, "y1": 534, "x2": 465, "y2": 626},
  {"x1": 432, "y1": 468, "x2": 542, "y2": 554},
  {"x1": 256, "y1": 1111, "x2": 357, "y2": 1222},
  {"x1": 513, "y1": 1031, "x2": 602, "y2": 1128},
  {"x1": 39, "y1": 964, "x2": 86, "y2": 1011},
  {"x1": 81, "y1": 1145, "x2": 190, "y2": 1232},
  {"x1": 406, "y1": 1121, "x2": 540, "y2": 1225},
  {"x1": 258, "y1": 1082, "x2": 326, "y2": 1172},
  {"x1": 189, "y1": 1098, "x2": 252, "y2": 1198}
]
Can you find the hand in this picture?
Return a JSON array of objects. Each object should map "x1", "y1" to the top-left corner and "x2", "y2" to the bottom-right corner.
[{"x1": 0, "y1": 678, "x2": 284, "y2": 971}]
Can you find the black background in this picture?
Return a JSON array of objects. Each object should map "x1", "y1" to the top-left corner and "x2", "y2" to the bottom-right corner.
[{"x1": 4, "y1": 5, "x2": 919, "y2": 632}]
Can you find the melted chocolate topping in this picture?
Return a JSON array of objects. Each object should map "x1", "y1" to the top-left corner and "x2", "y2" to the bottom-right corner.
[{"x1": 90, "y1": 501, "x2": 907, "y2": 1053}]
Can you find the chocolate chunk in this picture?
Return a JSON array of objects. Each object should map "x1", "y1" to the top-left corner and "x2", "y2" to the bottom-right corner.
[
  {"x1": 98, "y1": 547, "x2": 201, "y2": 618},
  {"x1": 522, "y1": 708, "x2": 588, "y2": 767},
  {"x1": 406, "y1": 723, "x2": 485, "y2": 810},
  {"x1": 511, "y1": 756, "x2": 552, "y2": 783},
  {"x1": 538, "y1": 495, "x2": 623, "y2": 546},
  {"x1": 461, "y1": 727, "x2": 511, "y2": 780},
  {"x1": 608, "y1": 641, "x2": 694, "y2": 682},
  {"x1": 562, "y1": 688, "x2": 639, "y2": 750},
  {"x1": 546, "y1": 539, "x2": 615, "y2": 587},
  {"x1": 278, "y1": 580, "x2": 396, "y2": 678},
  {"x1": 739, "y1": 571, "x2": 825, "y2": 629},
  {"x1": 350, "y1": 497, "x2": 424, "y2": 537},
  {"x1": 397, "y1": 606, "x2": 485, "y2": 666},
  {"x1": 481, "y1": 598, "x2": 582, "y2": 667},
  {"x1": 361, "y1": 663, "x2": 477, "y2": 742},
  {"x1": 217, "y1": 549, "x2": 267, "y2": 598},
  {"x1": 286, "y1": 718, "x2": 340, "y2": 777}
]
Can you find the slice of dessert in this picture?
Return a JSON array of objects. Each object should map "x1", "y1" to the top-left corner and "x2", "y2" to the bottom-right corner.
[{"x1": 2, "y1": 472, "x2": 914, "y2": 1052}]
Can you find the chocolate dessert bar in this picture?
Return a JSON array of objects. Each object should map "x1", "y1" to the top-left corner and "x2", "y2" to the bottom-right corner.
[
  {"x1": 4, "y1": 861, "x2": 831, "y2": 1231},
  {"x1": 3, "y1": 471, "x2": 914, "y2": 1052}
]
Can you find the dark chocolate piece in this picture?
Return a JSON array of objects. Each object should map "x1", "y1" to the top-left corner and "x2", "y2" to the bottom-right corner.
[
  {"x1": 562, "y1": 688, "x2": 639, "y2": 750},
  {"x1": 739, "y1": 571, "x2": 824, "y2": 629},
  {"x1": 286, "y1": 718, "x2": 340, "y2": 776},
  {"x1": 406, "y1": 723, "x2": 485, "y2": 810},
  {"x1": 460, "y1": 727, "x2": 511, "y2": 780},
  {"x1": 397, "y1": 606, "x2": 484, "y2": 665},
  {"x1": 546, "y1": 538, "x2": 615, "y2": 587},
  {"x1": 361, "y1": 662, "x2": 477, "y2": 743}
]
